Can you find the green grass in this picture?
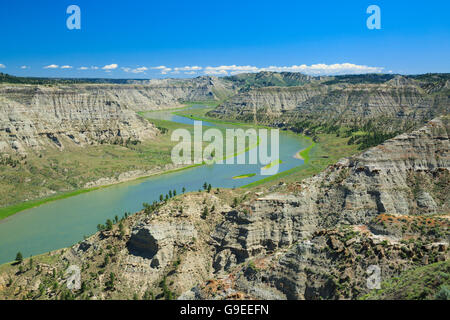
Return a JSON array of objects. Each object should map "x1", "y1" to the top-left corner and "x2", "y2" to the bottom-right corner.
[
  {"x1": 262, "y1": 159, "x2": 282, "y2": 170},
  {"x1": 242, "y1": 133, "x2": 359, "y2": 188},
  {"x1": 173, "y1": 108, "x2": 271, "y2": 129},
  {"x1": 361, "y1": 260, "x2": 450, "y2": 300},
  {"x1": 298, "y1": 139, "x2": 315, "y2": 163},
  {"x1": 0, "y1": 187, "x2": 101, "y2": 220},
  {"x1": 232, "y1": 173, "x2": 256, "y2": 179},
  {"x1": 182, "y1": 100, "x2": 222, "y2": 107}
]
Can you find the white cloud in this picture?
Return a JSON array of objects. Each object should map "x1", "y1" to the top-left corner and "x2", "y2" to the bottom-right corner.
[
  {"x1": 78, "y1": 66, "x2": 89, "y2": 70},
  {"x1": 122, "y1": 66, "x2": 148, "y2": 74},
  {"x1": 20, "y1": 65, "x2": 28, "y2": 69},
  {"x1": 91, "y1": 66, "x2": 99, "y2": 70},
  {"x1": 204, "y1": 65, "x2": 259, "y2": 75},
  {"x1": 0, "y1": 64, "x2": 6, "y2": 68},
  {"x1": 102, "y1": 64, "x2": 118, "y2": 70},
  {"x1": 61, "y1": 65, "x2": 73, "y2": 69},
  {"x1": 174, "y1": 66, "x2": 202, "y2": 72},
  {"x1": 202, "y1": 63, "x2": 383, "y2": 76},
  {"x1": 152, "y1": 66, "x2": 172, "y2": 75},
  {"x1": 44, "y1": 64, "x2": 59, "y2": 69}
]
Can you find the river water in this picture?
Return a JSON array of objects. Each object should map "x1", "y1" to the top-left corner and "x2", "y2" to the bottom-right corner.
[{"x1": 0, "y1": 106, "x2": 307, "y2": 264}]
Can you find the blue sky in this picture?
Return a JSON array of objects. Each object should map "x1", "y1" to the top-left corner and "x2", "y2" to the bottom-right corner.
[{"x1": 0, "y1": 0, "x2": 449, "y2": 78}]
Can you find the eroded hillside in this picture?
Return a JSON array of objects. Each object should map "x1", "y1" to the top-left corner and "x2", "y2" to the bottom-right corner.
[
  {"x1": 1, "y1": 117, "x2": 447, "y2": 300},
  {"x1": 209, "y1": 74, "x2": 450, "y2": 134}
]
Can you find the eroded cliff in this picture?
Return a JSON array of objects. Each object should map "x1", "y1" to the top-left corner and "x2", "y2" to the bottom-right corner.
[{"x1": 1, "y1": 117, "x2": 447, "y2": 300}]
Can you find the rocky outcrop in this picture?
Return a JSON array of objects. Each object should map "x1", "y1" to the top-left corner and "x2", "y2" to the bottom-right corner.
[
  {"x1": 0, "y1": 76, "x2": 236, "y2": 155},
  {"x1": 0, "y1": 81, "x2": 448, "y2": 300},
  {"x1": 0, "y1": 85, "x2": 159, "y2": 154},
  {"x1": 211, "y1": 118, "x2": 449, "y2": 276},
  {"x1": 209, "y1": 74, "x2": 450, "y2": 132},
  {"x1": 192, "y1": 117, "x2": 449, "y2": 300},
  {"x1": 128, "y1": 222, "x2": 197, "y2": 266}
]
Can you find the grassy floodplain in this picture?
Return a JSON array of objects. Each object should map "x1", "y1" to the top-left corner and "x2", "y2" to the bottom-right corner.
[{"x1": 232, "y1": 173, "x2": 256, "y2": 179}]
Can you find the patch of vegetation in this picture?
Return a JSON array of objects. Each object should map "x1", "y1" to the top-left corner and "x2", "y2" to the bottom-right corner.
[
  {"x1": 362, "y1": 260, "x2": 450, "y2": 300},
  {"x1": 232, "y1": 173, "x2": 256, "y2": 179},
  {"x1": 262, "y1": 159, "x2": 282, "y2": 170}
]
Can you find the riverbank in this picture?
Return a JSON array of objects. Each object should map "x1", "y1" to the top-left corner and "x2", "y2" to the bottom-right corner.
[
  {"x1": 0, "y1": 162, "x2": 204, "y2": 221},
  {"x1": 0, "y1": 102, "x2": 257, "y2": 221}
]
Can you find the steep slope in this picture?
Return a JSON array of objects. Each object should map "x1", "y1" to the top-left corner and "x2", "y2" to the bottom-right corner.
[
  {"x1": 0, "y1": 76, "x2": 236, "y2": 155},
  {"x1": 209, "y1": 74, "x2": 450, "y2": 133},
  {"x1": 0, "y1": 117, "x2": 447, "y2": 300},
  {"x1": 0, "y1": 85, "x2": 158, "y2": 155}
]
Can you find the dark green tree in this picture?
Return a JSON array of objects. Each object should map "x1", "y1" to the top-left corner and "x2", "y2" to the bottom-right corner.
[
  {"x1": 105, "y1": 219, "x2": 113, "y2": 231},
  {"x1": 201, "y1": 207, "x2": 208, "y2": 219},
  {"x1": 15, "y1": 252, "x2": 23, "y2": 264}
]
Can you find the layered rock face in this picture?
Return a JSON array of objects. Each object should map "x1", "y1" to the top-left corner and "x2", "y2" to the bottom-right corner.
[
  {"x1": 209, "y1": 75, "x2": 450, "y2": 132},
  {"x1": 0, "y1": 85, "x2": 158, "y2": 154},
  {"x1": 0, "y1": 119, "x2": 448, "y2": 300},
  {"x1": 201, "y1": 117, "x2": 449, "y2": 299},
  {"x1": 213, "y1": 117, "x2": 449, "y2": 265},
  {"x1": 0, "y1": 76, "x2": 236, "y2": 155}
]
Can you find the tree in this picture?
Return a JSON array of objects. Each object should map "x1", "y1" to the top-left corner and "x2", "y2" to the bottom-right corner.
[
  {"x1": 435, "y1": 285, "x2": 450, "y2": 300},
  {"x1": 105, "y1": 272, "x2": 116, "y2": 291},
  {"x1": 105, "y1": 219, "x2": 113, "y2": 231},
  {"x1": 207, "y1": 184, "x2": 212, "y2": 193},
  {"x1": 114, "y1": 215, "x2": 119, "y2": 223},
  {"x1": 80, "y1": 281, "x2": 87, "y2": 293},
  {"x1": 169, "y1": 190, "x2": 173, "y2": 198},
  {"x1": 119, "y1": 222, "x2": 125, "y2": 239},
  {"x1": 165, "y1": 194, "x2": 169, "y2": 201},
  {"x1": 232, "y1": 197, "x2": 238, "y2": 208},
  {"x1": 15, "y1": 252, "x2": 23, "y2": 264},
  {"x1": 201, "y1": 207, "x2": 208, "y2": 219},
  {"x1": 160, "y1": 194, "x2": 164, "y2": 202},
  {"x1": 143, "y1": 290, "x2": 154, "y2": 300},
  {"x1": 182, "y1": 187, "x2": 186, "y2": 193},
  {"x1": 173, "y1": 189, "x2": 177, "y2": 196},
  {"x1": 203, "y1": 182, "x2": 208, "y2": 190}
]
